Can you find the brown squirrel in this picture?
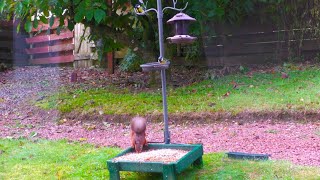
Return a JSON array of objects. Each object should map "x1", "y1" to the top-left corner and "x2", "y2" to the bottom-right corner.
[{"x1": 130, "y1": 116, "x2": 147, "y2": 153}]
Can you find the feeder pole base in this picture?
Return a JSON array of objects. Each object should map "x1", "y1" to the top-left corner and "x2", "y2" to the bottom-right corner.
[{"x1": 161, "y1": 69, "x2": 170, "y2": 144}]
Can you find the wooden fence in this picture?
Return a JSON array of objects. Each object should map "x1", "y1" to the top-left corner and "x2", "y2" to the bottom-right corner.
[
  {"x1": 0, "y1": 21, "x2": 28, "y2": 65},
  {"x1": 73, "y1": 23, "x2": 96, "y2": 68},
  {"x1": 178, "y1": 20, "x2": 320, "y2": 67},
  {"x1": 25, "y1": 19, "x2": 74, "y2": 65}
]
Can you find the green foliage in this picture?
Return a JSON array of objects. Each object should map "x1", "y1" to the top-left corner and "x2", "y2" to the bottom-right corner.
[
  {"x1": 239, "y1": 65, "x2": 250, "y2": 74},
  {"x1": 184, "y1": 41, "x2": 202, "y2": 62},
  {"x1": 37, "y1": 66, "x2": 320, "y2": 115},
  {"x1": 1, "y1": 0, "x2": 283, "y2": 64},
  {"x1": 4, "y1": 0, "x2": 316, "y2": 64},
  {"x1": 0, "y1": 139, "x2": 319, "y2": 179},
  {"x1": 186, "y1": 0, "x2": 255, "y2": 26},
  {"x1": 0, "y1": 1, "x2": 5, "y2": 14},
  {"x1": 93, "y1": 9, "x2": 106, "y2": 23},
  {"x1": 119, "y1": 49, "x2": 145, "y2": 72},
  {"x1": 24, "y1": 19, "x2": 32, "y2": 32},
  {"x1": 1, "y1": 0, "x2": 132, "y2": 52}
]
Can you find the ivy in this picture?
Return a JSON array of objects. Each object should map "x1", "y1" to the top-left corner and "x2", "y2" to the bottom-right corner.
[
  {"x1": 33, "y1": 17, "x2": 38, "y2": 29},
  {"x1": 24, "y1": 19, "x2": 32, "y2": 32},
  {"x1": 0, "y1": 1, "x2": 5, "y2": 14},
  {"x1": 85, "y1": 9, "x2": 94, "y2": 21},
  {"x1": 93, "y1": 9, "x2": 105, "y2": 23}
]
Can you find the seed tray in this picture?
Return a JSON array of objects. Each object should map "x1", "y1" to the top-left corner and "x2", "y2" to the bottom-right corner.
[{"x1": 107, "y1": 143, "x2": 203, "y2": 180}]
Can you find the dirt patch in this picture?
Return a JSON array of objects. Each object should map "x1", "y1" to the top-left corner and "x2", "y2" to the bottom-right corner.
[{"x1": 62, "y1": 110, "x2": 320, "y2": 126}]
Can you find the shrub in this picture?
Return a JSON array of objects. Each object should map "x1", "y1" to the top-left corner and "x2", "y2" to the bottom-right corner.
[{"x1": 119, "y1": 49, "x2": 145, "y2": 72}]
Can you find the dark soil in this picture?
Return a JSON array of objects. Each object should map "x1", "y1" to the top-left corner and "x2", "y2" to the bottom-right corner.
[{"x1": 0, "y1": 66, "x2": 320, "y2": 167}]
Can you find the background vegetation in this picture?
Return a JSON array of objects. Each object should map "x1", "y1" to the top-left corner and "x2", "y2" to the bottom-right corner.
[{"x1": 3, "y1": 0, "x2": 317, "y2": 65}]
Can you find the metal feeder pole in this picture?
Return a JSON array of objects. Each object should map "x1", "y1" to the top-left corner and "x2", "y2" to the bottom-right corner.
[{"x1": 156, "y1": 0, "x2": 170, "y2": 144}]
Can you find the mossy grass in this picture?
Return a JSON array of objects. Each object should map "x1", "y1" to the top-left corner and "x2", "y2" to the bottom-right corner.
[
  {"x1": 36, "y1": 66, "x2": 320, "y2": 115},
  {"x1": 0, "y1": 138, "x2": 319, "y2": 179}
]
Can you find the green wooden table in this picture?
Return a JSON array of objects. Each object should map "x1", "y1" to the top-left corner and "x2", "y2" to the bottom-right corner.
[{"x1": 107, "y1": 143, "x2": 203, "y2": 180}]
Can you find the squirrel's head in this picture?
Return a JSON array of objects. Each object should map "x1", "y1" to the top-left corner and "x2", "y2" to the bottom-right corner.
[
  {"x1": 134, "y1": 140, "x2": 143, "y2": 153},
  {"x1": 134, "y1": 133, "x2": 145, "y2": 153},
  {"x1": 134, "y1": 142, "x2": 144, "y2": 153}
]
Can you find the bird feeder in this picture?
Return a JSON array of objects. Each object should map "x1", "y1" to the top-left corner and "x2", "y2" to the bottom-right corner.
[
  {"x1": 167, "y1": 12, "x2": 197, "y2": 44},
  {"x1": 107, "y1": 2, "x2": 204, "y2": 179}
]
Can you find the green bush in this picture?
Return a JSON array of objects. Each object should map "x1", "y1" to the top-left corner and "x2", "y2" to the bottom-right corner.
[{"x1": 119, "y1": 49, "x2": 145, "y2": 72}]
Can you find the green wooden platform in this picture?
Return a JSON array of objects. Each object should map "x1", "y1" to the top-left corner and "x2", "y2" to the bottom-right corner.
[{"x1": 107, "y1": 143, "x2": 203, "y2": 180}]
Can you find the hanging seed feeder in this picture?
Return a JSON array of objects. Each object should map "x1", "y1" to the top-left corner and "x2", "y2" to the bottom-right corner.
[{"x1": 167, "y1": 12, "x2": 197, "y2": 44}]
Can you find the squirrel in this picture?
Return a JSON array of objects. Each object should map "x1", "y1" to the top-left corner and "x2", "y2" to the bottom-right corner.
[{"x1": 130, "y1": 116, "x2": 147, "y2": 153}]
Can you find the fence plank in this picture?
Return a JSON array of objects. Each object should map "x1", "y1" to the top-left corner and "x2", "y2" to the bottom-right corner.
[
  {"x1": 0, "y1": 21, "x2": 13, "y2": 28},
  {"x1": 0, "y1": 41, "x2": 13, "y2": 48},
  {"x1": 0, "y1": 52, "x2": 13, "y2": 60},
  {"x1": 301, "y1": 39, "x2": 320, "y2": 51},
  {"x1": 29, "y1": 55, "x2": 74, "y2": 64},
  {"x1": 74, "y1": 23, "x2": 93, "y2": 54},
  {"x1": 204, "y1": 34, "x2": 320, "y2": 57},
  {"x1": 0, "y1": 30, "x2": 13, "y2": 39},
  {"x1": 25, "y1": 32, "x2": 73, "y2": 44},
  {"x1": 205, "y1": 31, "x2": 319, "y2": 47},
  {"x1": 25, "y1": 44, "x2": 74, "y2": 54},
  {"x1": 206, "y1": 54, "x2": 277, "y2": 67}
]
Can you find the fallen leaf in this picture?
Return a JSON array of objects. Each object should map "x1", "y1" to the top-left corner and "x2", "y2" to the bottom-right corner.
[
  {"x1": 208, "y1": 102, "x2": 216, "y2": 107},
  {"x1": 57, "y1": 119, "x2": 67, "y2": 125},
  {"x1": 230, "y1": 81, "x2": 237, "y2": 86},
  {"x1": 83, "y1": 123, "x2": 96, "y2": 130},
  {"x1": 230, "y1": 81, "x2": 239, "y2": 89},
  {"x1": 281, "y1": 72, "x2": 289, "y2": 79},
  {"x1": 30, "y1": 132, "x2": 38, "y2": 137},
  {"x1": 246, "y1": 72, "x2": 253, "y2": 78},
  {"x1": 79, "y1": 138, "x2": 87, "y2": 141},
  {"x1": 223, "y1": 91, "x2": 230, "y2": 97},
  {"x1": 103, "y1": 122, "x2": 111, "y2": 127},
  {"x1": 270, "y1": 69, "x2": 276, "y2": 74}
]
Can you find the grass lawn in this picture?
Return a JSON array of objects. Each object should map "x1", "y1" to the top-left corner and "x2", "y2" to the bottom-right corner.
[
  {"x1": 37, "y1": 65, "x2": 320, "y2": 115},
  {"x1": 0, "y1": 139, "x2": 319, "y2": 179}
]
